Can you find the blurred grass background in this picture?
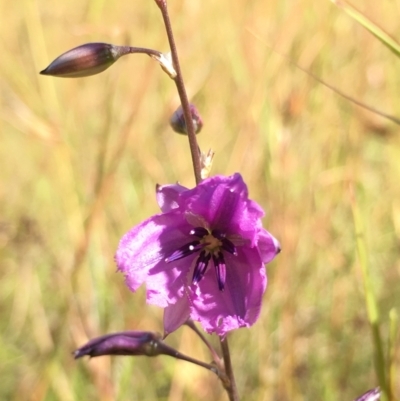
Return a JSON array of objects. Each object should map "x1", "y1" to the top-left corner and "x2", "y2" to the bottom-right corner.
[{"x1": 1, "y1": 0, "x2": 399, "y2": 400}]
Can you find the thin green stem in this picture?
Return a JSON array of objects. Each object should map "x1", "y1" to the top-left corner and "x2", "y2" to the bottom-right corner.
[
  {"x1": 387, "y1": 309, "x2": 398, "y2": 401},
  {"x1": 349, "y1": 185, "x2": 388, "y2": 401},
  {"x1": 154, "y1": 0, "x2": 202, "y2": 184}
]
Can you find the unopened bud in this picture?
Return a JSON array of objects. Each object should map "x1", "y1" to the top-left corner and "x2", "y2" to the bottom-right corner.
[
  {"x1": 74, "y1": 331, "x2": 162, "y2": 358},
  {"x1": 74, "y1": 330, "x2": 220, "y2": 374},
  {"x1": 353, "y1": 388, "x2": 380, "y2": 401},
  {"x1": 170, "y1": 104, "x2": 203, "y2": 135},
  {"x1": 40, "y1": 43, "x2": 132, "y2": 78}
]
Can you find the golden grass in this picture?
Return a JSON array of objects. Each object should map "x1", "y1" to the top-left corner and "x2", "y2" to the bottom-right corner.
[{"x1": 1, "y1": 0, "x2": 399, "y2": 400}]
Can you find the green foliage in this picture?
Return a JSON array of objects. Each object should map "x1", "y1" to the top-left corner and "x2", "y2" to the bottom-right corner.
[{"x1": 0, "y1": 0, "x2": 399, "y2": 400}]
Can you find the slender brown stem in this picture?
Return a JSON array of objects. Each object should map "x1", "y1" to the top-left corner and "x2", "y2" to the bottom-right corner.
[
  {"x1": 125, "y1": 46, "x2": 162, "y2": 58},
  {"x1": 153, "y1": 0, "x2": 238, "y2": 397},
  {"x1": 185, "y1": 320, "x2": 224, "y2": 370},
  {"x1": 159, "y1": 341, "x2": 221, "y2": 376},
  {"x1": 220, "y1": 336, "x2": 239, "y2": 401},
  {"x1": 154, "y1": 0, "x2": 202, "y2": 184}
]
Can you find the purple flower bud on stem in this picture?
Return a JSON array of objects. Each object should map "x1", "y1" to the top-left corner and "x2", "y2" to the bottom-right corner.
[
  {"x1": 40, "y1": 43, "x2": 162, "y2": 78},
  {"x1": 170, "y1": 104, "x2": 203, "y2": 135},
  {"x1": 74, "y1": 331, "x2": 162, "y2": 358},
  {"x1": 74, "y1": 330, "x2": 220, "y2": 375}
]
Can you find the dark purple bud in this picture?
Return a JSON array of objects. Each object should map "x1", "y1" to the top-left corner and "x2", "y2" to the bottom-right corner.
[
  {"x1": 40, "y1": 43, "x2": 133, "y2": 78},
  {"x1": 353, "y1": 388, "x2": 381, "y2": 401},
  {"x1": 74, "y1": 331, "x2": 162, "y2": 358},
  {"x1": 170, "y1": 104, "x2": 203, "y2": 135}
]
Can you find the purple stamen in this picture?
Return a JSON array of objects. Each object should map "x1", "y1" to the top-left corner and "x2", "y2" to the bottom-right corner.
[
  {"x1": 211, "y1": 229, "x2": 225, "y2": 239},
  {"x1": 192, "y1": 251, "x2": 211, "y2": 285},
  {"x1": 189, "y1": 227, "x2": 209, "y2": 237},
  {"x1": 221, "y1": 237, "x2": 237, "y2": 256},
  {"x1": 213, "y1": 252, "x2": 227, "y2": 291},
  {"x1": 165, "y1": 240, "x2": 205, "y2": 262}
]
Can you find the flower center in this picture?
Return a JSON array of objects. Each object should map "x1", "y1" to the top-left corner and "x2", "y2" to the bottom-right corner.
[
  {"x1": 202, "y1": 233, "x2": 222, "y2": 252},
  {"x1": 164, "y1": 227, "x2": 237, "y2": 291}
]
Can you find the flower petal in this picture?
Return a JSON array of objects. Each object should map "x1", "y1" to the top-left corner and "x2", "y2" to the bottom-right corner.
[
  {"x1": 163, "y1": 296, "x2": 191, "y2": 336},
  {"x1": 258, "y1": 229, "x2": 281, "y2": 263},
  {"x1": 156, "y1": 183, "x2": 188, "y2": 212},
  {"x1": 115, "y1": 211, "x2": 194, "y2": 306},
  {"x1": 180, "y1": 175, "x2": 261, "y2": 241}
]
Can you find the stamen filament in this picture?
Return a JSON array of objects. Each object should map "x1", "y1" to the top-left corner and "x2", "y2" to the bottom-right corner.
[
  {"x1": 165, "y1": 240, "x2": 205, "y2": 262},
  {"x1": 192, "y1": 251, "x2": 211, "y2": 285},
  {"x1": 213, "y1": 252, "x2": 227, "y2": 291},
  {"x1": 221, "y1": 238, "x2": 237, "y2": 256},
  {"x1": 190, "y1": 227, "x2": 209, "y2": 237}
]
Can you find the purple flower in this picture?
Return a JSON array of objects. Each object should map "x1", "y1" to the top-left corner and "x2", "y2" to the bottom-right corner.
[{"x1": 115, "y1": 173, "x2": 280, "y2": 337}]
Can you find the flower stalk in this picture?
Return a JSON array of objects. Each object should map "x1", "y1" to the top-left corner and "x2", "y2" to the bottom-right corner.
[
  {"x1": 185, "y1": 320, "x2": 223, "y2": 369},
  {"x1": 154, "y1": 0, "x2": 203, "y2": 184},
  {"x1": 220, "y1": 337, "x2": 239, "y2": 401}
]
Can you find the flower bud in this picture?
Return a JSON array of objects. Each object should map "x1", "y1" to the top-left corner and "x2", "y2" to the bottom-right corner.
[
  {"x1": 40, "y1": 43, "x2": 131, "y2": 78},
  {"x1": 353, "y1": 387, "x2": 380, "y2": 401},
  {"x1": 170, "y1": 104, "x2": 203, "y2": 135},
  {"x1": 74, "y1": 331, "x2": 162, "y2": 358}
]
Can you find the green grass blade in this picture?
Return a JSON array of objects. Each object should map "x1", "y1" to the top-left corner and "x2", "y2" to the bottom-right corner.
[
  {"x1": 350, "y1": 186, "x2": 388, "y2": 401},
  {"x1": 388, "y1": 309, "x2": 398, "y2": 401},
  {"x1": 332, "y1": 0, "x2": 400, "y2": 58}
]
